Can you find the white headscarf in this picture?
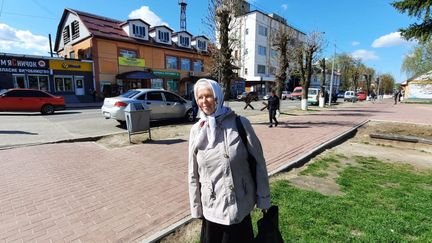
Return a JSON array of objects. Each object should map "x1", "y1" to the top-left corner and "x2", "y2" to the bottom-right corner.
[{"x1": 194, "y1": 78, "x2": 229, "y2": 148}]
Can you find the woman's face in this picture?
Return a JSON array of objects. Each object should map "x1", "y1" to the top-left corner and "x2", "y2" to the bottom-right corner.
[{"x1": 196, "y1": 85, "x2": 216, "y2": 115}]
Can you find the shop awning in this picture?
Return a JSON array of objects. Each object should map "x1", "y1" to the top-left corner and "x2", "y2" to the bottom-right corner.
[{"x1": 117, "y1": 71, "x2": 157, "y2": 79}]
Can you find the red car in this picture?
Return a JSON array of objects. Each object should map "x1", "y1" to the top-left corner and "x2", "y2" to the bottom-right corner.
[
  {"x1": 290, "y1": 86, "x2": 303, "y2": 100},
  {"x1": 357, "y1": 91, "x2": 367, "y2": 101},
  {"x1": 0, "y1": 88, "x2": 65, "y2": 114}
]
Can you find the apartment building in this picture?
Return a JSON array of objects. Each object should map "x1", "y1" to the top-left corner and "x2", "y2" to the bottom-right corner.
[
  {"x1": 54, "y1": 8, "x2": 210, "y2": 98},
  {"x1": 232, "y1": 7, "x2": 305, "y2": 95}
]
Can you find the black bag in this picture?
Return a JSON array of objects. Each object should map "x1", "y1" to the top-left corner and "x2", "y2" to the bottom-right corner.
[{"x1": 235, "y1": 116, "x2": 284, "y2": 243}]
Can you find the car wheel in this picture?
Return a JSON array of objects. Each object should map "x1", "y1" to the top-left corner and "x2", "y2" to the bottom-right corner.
[
  {"x1": 41, "y1": 104, "x2": 54, "y2": 115},
  {"x1": 117, "y1": 120, "x2": 126, "y2": 127},
  {"x1": 185, "y1": 109, "x2": 195, "y2": 122}
]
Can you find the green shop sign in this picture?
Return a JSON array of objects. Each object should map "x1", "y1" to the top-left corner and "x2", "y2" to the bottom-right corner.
[
  {"x1": 118, "y1": 57, "x2": 145, "y2": 67},
  {"x1": 153, "y1": 70, "x2": 180, "y2": 79}
]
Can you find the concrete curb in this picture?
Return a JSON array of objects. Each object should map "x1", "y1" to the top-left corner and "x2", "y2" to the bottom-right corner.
[{"x1": 142, "y1": 119, "x2": 370, "y2": 243}]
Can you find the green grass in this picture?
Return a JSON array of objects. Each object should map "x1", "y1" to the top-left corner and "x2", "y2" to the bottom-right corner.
[
  {"x1": 299, "y1": 155, "x2": 340, "y2": 177},
  {"x1": 252, "y1": 155, "x2": 432, "y2": 242}
]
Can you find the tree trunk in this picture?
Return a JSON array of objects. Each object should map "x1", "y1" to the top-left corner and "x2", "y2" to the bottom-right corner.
[
  {"x1": 217, "y1": 6, "x2": 233, "y2": 101},
  {"x1": 319, "y1": 58, "x2": 326, "y2": 107}
]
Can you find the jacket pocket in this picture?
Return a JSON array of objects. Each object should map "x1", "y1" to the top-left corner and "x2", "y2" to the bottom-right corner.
[{"x1": 201, "y1": 181, "x2": 215, "y2": 208}]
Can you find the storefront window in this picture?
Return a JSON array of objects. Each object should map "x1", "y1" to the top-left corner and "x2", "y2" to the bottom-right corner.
[
  {"x1": 193, "y1": 60, "x2": 203, "y2": 72},
  {"x1": 27, "y1": 75, "x2": 49, "y2": 90},
  {"x1": 55, "y1": 76, "x2": 74, "y2": 92},
  {"x1": 166, "y1": 56, "x2": 178, "y2": 69},
  {"x1": 13, "y1": 75, "x2": 26, "y2": 88},
  {"x1": 167, "y1": 80, "x2": 179, "y2": 92},
  {"x1": 151, "y1": 79, "x2": 163, "y2": 89},
  {"x1": 181, "y1": 58, "x2": 190, "y2": 71},
  {"x1": 119, "y1": 49, "x2": 137, "y2": 58}
]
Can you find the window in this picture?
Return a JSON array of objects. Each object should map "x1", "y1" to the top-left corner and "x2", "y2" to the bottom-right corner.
[
  {"x1": 54, "y1": 76, "x2": 73, "y2": 92},
  {"x1": 180, "y1": 36, "x2": 190, "y2": 46},
  {"x1": 258, "y1": 25, "x2": 267, "y2": 36},
  {"x1": 166, "y1": 56, "x2": 178, "y2": 69},
  {"x1": 258, "y1": 45, "x2": 267, "y2": 56},
  {"x1": 150, "y1": 79, "x2": 163, "y2": 89},
  {"x1": 245, "y1": 28, "x2": 249, "y2": 35},
  {"x1": 167, "y1": 80, "x2": 179, "y2": 92},
  {"x1": 132, "y1": 24, "x2": 146, "y2": 37},
  {"x1": 164, "y1": 92, "x2": 182, "y2": 102},
  {"x1": 257, "y1": 65, "x2": 266, "y2": 74},
  {"x1": 147, "y1": 91, "x2": 163, "y2": 101},
  {"x1": 244, "y1": 48, "x2": 248, "y2": 55},
  {"x1": 69, "y1": 51, "x2": 75, "y2": 59},
  {"x1": 158, "y1": 30, "x2": 169, "y2": 42},
  {"x1": 269, "y1": 66, "x2": 276, "y2": 75},
  {"x1": 181, "y1": 58, "x2": 190, "y2": 71},
  {"x1": 197, "y1": 40, "x2": 207, "y2": 50},
  {"x1": 71, "y1": 20, "x2": 80, "y2": 40},
  {"x1": 119, "y1": 49, "x2": 137, "y2": 58},
  {"x1": 63, "y1": 26, "x2": 70, "y2": 44},
  {"x1": 244, "y1": 68, "x2": 248, "y2": 75},
  {"x1": 28, "y1": 75, "x2": 49, "y2": 91},
  {"x1": 271, "y1": 49, "x2": 278, "y2": 58},
  {"x1": 193, "y1": 60, "x2": 203, "y2": 72}
]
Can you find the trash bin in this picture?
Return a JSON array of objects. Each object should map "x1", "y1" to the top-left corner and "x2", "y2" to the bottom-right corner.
[{"x1": 124, "y1": 103, "x2": 151, "y2": 143}]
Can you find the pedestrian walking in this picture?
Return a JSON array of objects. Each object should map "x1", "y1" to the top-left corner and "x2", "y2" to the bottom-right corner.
[
  {"x1": 189, "y1": 79, "x2": 271, "y2": 243},
  {"x1": 268, "y1": 90, "x2": 280, "y2": 127},
  {"x1": 191, "y1": 90, "x2": 199, "y2": 121},
  {"x1": 393, "y1": 88, "x2": 400, "y2": 105}
]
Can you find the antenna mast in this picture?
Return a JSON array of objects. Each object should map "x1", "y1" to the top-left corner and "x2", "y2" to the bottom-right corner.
[{"x1": 179, "y1": 0, "x2": 187, "y2": 31}]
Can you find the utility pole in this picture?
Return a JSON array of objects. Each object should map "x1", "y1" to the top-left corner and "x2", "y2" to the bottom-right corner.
[{"x1": 329, "y1": 42, "x2": 336, "y2": 106}]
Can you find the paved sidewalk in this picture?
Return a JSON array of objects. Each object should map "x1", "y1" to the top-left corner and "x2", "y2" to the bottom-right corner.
[{"x1": 0, "y1": 99, "x2": 430, "y2": 242}]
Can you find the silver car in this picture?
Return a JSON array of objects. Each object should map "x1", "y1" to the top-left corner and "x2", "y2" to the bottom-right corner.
[{"x1": 101, "y1": 89, "x2": 194, "y2": 124}]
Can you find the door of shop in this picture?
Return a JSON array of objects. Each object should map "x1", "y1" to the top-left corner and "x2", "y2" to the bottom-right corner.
[{"x1": 74, "y1": 76, "x2": 85, "y2": 95}]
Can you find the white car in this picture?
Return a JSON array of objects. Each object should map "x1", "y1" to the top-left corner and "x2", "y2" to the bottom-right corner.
[
  {"x1": 307, "y1": 88, "x2": 319, "y2": 105},
  {"x1": 344, "y1": 91, "x2": 357, "y2": 102},
  {"x1": 102, "y1": 89, "x2": 194, "y2": 124}
]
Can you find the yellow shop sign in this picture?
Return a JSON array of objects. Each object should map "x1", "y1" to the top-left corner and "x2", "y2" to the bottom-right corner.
[
  {"x1": 49, "y1": 60, "x2": 92, "y2": 71},
  {"x1": 118, "y1": 57, "x2": 145, "y2": 67}
]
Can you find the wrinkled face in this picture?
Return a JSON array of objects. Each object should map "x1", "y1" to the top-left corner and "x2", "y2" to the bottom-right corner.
[{"x1": 196, "y1": 85, "x2": 216, "y2": 115}]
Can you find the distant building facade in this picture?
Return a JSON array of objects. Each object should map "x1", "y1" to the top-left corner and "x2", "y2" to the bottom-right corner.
[
  {"x1": 54, "y1": 8, "x2": 211, "y2": 98},
  {"x1": 231, "y1": 5, "x2": 306, "y2": 96}
]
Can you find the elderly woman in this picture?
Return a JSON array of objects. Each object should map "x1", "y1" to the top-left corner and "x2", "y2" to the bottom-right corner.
[{"x1": 188, "y1": 79, "x2": 270, "y2": 242}]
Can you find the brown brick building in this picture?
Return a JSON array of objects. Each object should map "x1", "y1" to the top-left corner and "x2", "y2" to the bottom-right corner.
[{"x1": 54, "y1": 9, "x2": 211, "y2": 98}]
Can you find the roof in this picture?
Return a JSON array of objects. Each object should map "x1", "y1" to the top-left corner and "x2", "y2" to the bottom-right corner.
[
  {"x1": 192, "y1": 35, "x2": 210, "y2": 41},
  {"x1": 239, "y1": 10, "x2": 305, "y2": 36},
  {"x1": 120, "y1": 19, "x2": 151, "y2": 27},
  {"x1": 149, "y1": 25, "x2": 174, "y2": 32},
  {"x1": 54, "y1": 9, "x2": 209, "y2": 54},
  {"x1": 409, "y1": 70, "x2": 432, "y2": 82},
  {"x1": 172, "y1": 31, "x2": 193, "y2": 37}
]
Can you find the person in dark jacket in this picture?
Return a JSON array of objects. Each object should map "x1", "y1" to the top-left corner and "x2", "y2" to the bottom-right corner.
[{"x1": 267, "y1": 90, "x2": 280, "y2": 127}]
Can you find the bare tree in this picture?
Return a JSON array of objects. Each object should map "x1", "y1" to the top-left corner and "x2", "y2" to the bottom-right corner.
[
  {"x1": 204, "y1": 0, "x2": 244, "y2": 100},
  {"x1": 294, "y1": 31, "x2": 325, "y2": 110},
  {"x1": 271, "y1": 25, "x2": 298, "y2": 97},
  {"x1": 319, "y1": 58, "x2": 326, "y2": 102}
]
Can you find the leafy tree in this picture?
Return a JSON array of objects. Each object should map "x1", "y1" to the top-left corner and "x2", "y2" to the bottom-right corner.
[
  {"x1": 379, "y1": 73, "x2": 396, "y2": 94},
  {"x1": 402, "y1": 40, "x2": 432, "y2": 77},
  {"x1": 336, "y1": 53, "x2": 356, "y2": 90},
  {"x1": 391, "y1": 0, "x2": 432, "y2": 42}
]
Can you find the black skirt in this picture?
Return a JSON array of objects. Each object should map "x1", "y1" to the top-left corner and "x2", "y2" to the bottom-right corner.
[{"x1": 200, "y1": 215, "x2": 254, "y2": 243}]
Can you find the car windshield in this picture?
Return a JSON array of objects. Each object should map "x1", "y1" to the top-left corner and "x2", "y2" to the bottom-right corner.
[
  {"x1": 309, "y1": 89, "x2": 318, "y2": 95},
  {"x1": 293, "y1": 88, "x2": 301, "y2": 93},
  {"x1": 0, "y1": 89, "x2": 7, "y2": 95},
  {"x1": 120, "y1": 90, "x2": 140, "y2": 98}
]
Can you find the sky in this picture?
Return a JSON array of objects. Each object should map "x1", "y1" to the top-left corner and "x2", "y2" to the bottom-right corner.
[{"x1": 0, "y1": 0, "x2": 419, "y2": 82}]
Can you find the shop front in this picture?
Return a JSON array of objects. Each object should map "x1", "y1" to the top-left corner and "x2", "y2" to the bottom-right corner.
[
  {"x1": 152, "y1": 70, "x2": 181, "y2": 94},
  {"x1": 49, "y1": 59, "x2": 94, "y2": 96}
]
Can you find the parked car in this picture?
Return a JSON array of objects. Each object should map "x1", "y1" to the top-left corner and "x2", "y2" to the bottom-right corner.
[
  {"x1": 337, "y1": 90, "x2": 345, "y2": 98},
  {"x1": 263, "y1": 93, "x2": 270, "y2": 100},
  {"x1": 0, "y1": 88, "x2": 65, "y2": 114},
  {"x1": 237, "y1": 91, "x2": 259, "y2": 101},
  {"x1": 281, "y1": 91, "x2": 292, "y2": 100},
  {"x1": 307, "y1": 88, "x2": 319, "y2": 105},
  {"x1": 101, "y1": 89, "x2": 193, "y2": 124},
  {"x1": 290, "y1": 86, "x2": 303, "y2": 100},
  {"x1": 344, "y1": 91, "x2": 357, "y2": 102},
  {"x1": 357, "y1": 91, "x2": 367, "y2": 101}
]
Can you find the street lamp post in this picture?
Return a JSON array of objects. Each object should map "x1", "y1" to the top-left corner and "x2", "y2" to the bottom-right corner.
[{"x1": 329, "y1": 43, "x2": 336, "y2": 106}]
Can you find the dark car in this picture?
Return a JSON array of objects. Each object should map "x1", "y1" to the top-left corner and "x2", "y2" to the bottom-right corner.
[
  {"x1": 337, "y1": 90, "x2": 345, "y2": 98},
  {"x1": 237, "y1": 91, "x2": 259, "y2": 101},
  {"x1": 0, "y1": 88, "x2": 65, "y2": 114}
]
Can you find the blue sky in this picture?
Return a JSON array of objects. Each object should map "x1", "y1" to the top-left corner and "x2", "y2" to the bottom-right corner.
[{"x1": 0, "y1": 0, "x2": 418, "y2": 82}]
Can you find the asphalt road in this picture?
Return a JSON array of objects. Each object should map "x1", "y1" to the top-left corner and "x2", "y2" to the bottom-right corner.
[{"x1": 0, "y1": 99, "x2": 302, "y2": 149}]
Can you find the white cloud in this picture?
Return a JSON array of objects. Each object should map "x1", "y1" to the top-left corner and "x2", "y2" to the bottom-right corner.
[
  {"x1": 351, "y1": 49, "x2": 379, "y2": 61},
  {"x1": 0, "y1": 23, "x2": 49, "y2": 55},
  {"x1": 128, "y1": 6, "x2": 169, "y2": 27},
  {"x1": 372, "y1": 32, "x2": 412, "y2": 48},
  {"x1": 351, "y1": 41, "x2": 360, "y2": 46},
  {"x1": 281, "y1": 4, "x2": 288, "y2": 10}
]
